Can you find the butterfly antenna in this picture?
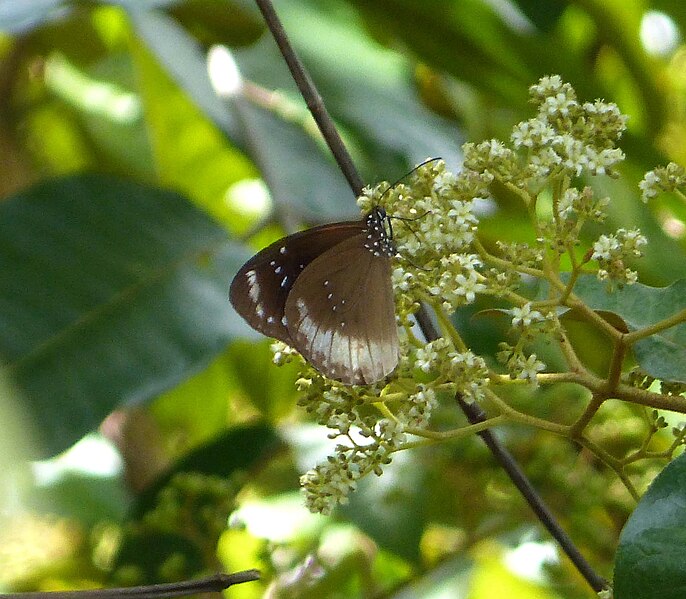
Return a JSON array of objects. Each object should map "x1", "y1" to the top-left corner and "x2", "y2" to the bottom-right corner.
[
  {"x1": 392, "y1": 215, "x2": 425, "y2": 247},
  {"x1": 399, "y1": 252, "x2": 432, "y2": 272},
  {"x1": 379, "y1": 157, "x2": 443, "y2": 200}
]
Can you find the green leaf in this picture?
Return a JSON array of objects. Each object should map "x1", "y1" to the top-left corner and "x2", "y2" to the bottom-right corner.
[
  {"x1": 226, "y1": 340, "x2": 301, "y2": 420},
  {"x1": 129, "y1": 26, "x2": 253, "y2": 224},
  {"x1": 234, "y1": 99, "x2": 361, "y2": 222},
  {"x1": 346, "y1": 0, "x2": 535, "y2": 106},
  {"x1": 571, "y1": 276, "x2": 686, "y2": 383},
  {"x1": 0, "y1": 175, "x2": 250, "y2": 457},
  {"x1": 28, "y1": 470, "x2": 130, "y2": 526},
  {"x1": 614, "y1": 452, "x2": 686, "y2": 599},
  {"x1": 168, "y1": 0, "x2": 263, "y2": 47}
]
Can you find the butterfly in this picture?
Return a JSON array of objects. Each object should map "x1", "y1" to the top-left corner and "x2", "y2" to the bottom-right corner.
[{"x1": 229, "y1": 207, "x2": 399, "y2": 385}]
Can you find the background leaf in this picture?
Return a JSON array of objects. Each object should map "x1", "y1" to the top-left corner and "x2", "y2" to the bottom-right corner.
[
  {"x1": 614, "y1": 452, "x2": 686, "y2": 599},
  {"x1": 0, "y1": 175, "x2": 248, "y2": 456},
  {"x1": 571, "y1": 276, "x2": 686, "y2": 382}
]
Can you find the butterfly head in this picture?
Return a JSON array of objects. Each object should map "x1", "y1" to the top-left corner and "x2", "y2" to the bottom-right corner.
[{"x1": 363, "y1": 207, "x2": 396, "y2": 258}]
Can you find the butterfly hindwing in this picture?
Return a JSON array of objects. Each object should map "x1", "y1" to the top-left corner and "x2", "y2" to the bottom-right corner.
[{"x1": 284, "y1": 234, "x2": 399, "y2": 385}]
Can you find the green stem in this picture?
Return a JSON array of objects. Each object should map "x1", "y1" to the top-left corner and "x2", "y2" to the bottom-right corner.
[
  {"x1": 484, "y1": 389, "x2": 569, "y2": 436},
  {"x1": 569, "y1": 393, "x2": 606, "y2": 438},
  {"x1": 623, "y1": 308, "x2": 686, "y2": 344},
  {"x1": 402, "y1": 414, "x2": 508, "y2": 444},
  {"x1": 577, "y1": 436, "x2": 640, "y2": 501}
]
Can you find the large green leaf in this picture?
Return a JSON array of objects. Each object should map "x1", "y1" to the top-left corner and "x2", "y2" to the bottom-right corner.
[
  {"x1": 0, "y1": 175, "x2": 250, "y2": 457},
  {"x1": 511, "y1": 0, "x2": 568, "y2": 32},
  {"x1": 614, "y1": 452, "x2": 686, "y2": 599},
  {"x1": 233, "y1": 99, "x2": 361, "y2": 222},
  {"x1": 571, "y1": 276, "x2": 686, "y2": 383},
  {"x1": 345, "y1": 0, "x2": 536, "y2": 107}
]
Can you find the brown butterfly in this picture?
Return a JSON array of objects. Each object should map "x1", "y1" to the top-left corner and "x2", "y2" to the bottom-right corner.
[{"x1": 230, "y1": 207, "x2": 398, "y2": 385}]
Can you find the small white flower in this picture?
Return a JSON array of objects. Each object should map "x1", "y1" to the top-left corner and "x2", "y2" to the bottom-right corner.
[
  {"x1": 392, "y1": 267, "x2": 414, "y2": 292},
  {"x1": 591, "y1": 234, "x2": 621, "y2": 260},
  {"x1": 621, "y1": 228, "x2": 647, "y2": 254},
  {"x1": 517, "y1": 354, "x2": 546, "y2": 382},
  {"x1": 639, "y1": 170, "x2": 660, "y2": 201},
  {"x1": 510, "y1": 303, "x2": 544, "y2": 328},
  {"x1": 530, "y1": 75, "x2": 566, "y2": 98},
  {"x1": 433, "y1": 170, "x2": 458, "y2": 194},
  {"x1": 272, "y1": 341, "x2": 298, "y2": 365},
  {"x1": 455, "y1": 271, "x2": 487, "y2": 303},
  {"x1": 557, "y1": 188, "x2": 578, "y2": 219},
  {"x1": 414, "y1": 345, "x2": 438, "y2": 373}
]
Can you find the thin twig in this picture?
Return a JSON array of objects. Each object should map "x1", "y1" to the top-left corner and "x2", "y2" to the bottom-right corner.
[
  {"x1": 254, "y1": 0, "x2": 608, "y2": 593},
  {"x1": 0, "y1": 571, "x2": 261, "y2": 599},
  {"x1": 253, "y1": 0, "x2": 365, "y2": 196}
]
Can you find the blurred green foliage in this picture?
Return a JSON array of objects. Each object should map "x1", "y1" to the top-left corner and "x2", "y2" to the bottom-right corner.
[{"x1": 0, "y1": 1, "x2": 685, "y2": 597}]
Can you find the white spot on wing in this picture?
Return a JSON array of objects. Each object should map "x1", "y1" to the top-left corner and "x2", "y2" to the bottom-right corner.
[{"x1": 246, "y1": 270, "x2": 260, "y2": 303}]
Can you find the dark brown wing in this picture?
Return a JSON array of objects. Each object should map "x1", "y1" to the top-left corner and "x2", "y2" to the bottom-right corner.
[
  {"x1": 229, "y1": 222, "x2": 365, "y2": 344},
  {"x1": 284, "y1": 234, "x2": 399, "y2": 384}
]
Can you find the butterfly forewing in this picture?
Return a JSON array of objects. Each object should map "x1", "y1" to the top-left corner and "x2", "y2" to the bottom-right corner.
[
  {"x1": 229, "y1": 222, "x2": 365, "y2": 345},
  {"x1": 284, "y1": 233, "x2": 399, "y2": 385}
]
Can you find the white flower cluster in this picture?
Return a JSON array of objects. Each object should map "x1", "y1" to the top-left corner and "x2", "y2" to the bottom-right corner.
[
  {"x1": 414, "y1": 338, "x2": 450, "y2": 373},
  {"x1": 498, "y1": 343, "x2": 546, "y2": 384},
  {"x1": 271, "y1": 340, "x2": 300, "y2": 365},
  {"x1": 428, "y1": 254, "x2": 486, "y2": 313},
  {"x1": 448, "y1": 350, "x2": 489, "y2": 401},
  {"x1": 466, "y1": 75, "x2": 627, "y2": 185},
  {"x1": 404, "y1": 385, "x2": 438, "y2": 428},
  {"x1": 556, "y1": 187, "x2": 609, "y2": 221},
  {"x1": 300, "y1": 417, "x2": 406, "y2": 514},
  {"x1": 360, "y1": 160, "x2": 490, "y2": 311},
  {"x1": 300, "y1": 454, "x2": 362, "y2": 514},
  {"x1": 509, "y1": 303, "x2": 544, "y2": 328},
  {"x1": 412, "y1": 340, "x2": 489, "y2": 402},
  {"x1": 359, "y1": 160, "x2": 482, "y2": 261},
  {"x1": 639, "y1": 162, "x2": 686, "y2": 202},
  {"x1": 591, "y1": 228, "x2": 647, "y2": 284}
]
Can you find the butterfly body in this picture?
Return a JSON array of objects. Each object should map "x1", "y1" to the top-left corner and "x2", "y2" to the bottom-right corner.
[{"x1": 230, "y1": 208, "x2": 399, "y2": 384}]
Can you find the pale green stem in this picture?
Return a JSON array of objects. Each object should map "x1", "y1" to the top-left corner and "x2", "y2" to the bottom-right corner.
[
  {"x1": 577, "y1": 436, "x2": 640, "y2": 501},
  {"x1": 569, "y1": 393, "x2": 606, "y2": 438},
  {"x1": 623, "y1": 308, "x2": 686, "y2": 344},
  {"x1": 402, "y1": 414, "x2": 508, "y2": 444},
  {"x1": 483, "y1": 389, "x2": 569, "y2": 435}
]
